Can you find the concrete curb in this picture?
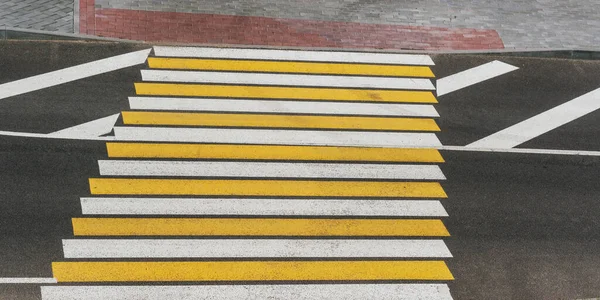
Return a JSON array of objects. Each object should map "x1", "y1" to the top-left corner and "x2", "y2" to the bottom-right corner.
[{"x1": 1, "y1": 27, "x2": 600, "y2": 60}]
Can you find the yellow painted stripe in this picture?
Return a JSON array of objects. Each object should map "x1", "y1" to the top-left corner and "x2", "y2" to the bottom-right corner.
[
  {"x1": 106, "y1": 143, "x2": 445, "y2": 163},
  {"x1": 147, "y1": 57, "x2": 435, "y2": 78},
  {"x1": 121, "y1": 111, "x2": 440, "y2": 131},
  {"x1": 135, "y1": 83, "x2": 437, "y2": 104},
  {"x1": 71, "y1": 218, "x2": 449, "y2": 236},
  {"x1": 52, "y1": 261, "x2": 453, "y2": 282},
  {"x1": 89, "y1": 179, "x2": 447, "y2": 198}
]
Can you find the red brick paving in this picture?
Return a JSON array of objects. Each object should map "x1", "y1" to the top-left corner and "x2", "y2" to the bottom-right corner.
[{"x1": 80, "y1": 2, "x2": 504, "y2": 50}]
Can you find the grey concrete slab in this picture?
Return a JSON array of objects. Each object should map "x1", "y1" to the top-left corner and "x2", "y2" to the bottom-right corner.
[{"x1": 0, "y1": 0, "x2": 74, "y2": 33}]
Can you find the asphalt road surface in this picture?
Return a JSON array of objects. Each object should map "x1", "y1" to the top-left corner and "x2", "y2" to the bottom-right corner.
[{"x1": 0, "y1": 41, "x2": 599, "y2": 300}]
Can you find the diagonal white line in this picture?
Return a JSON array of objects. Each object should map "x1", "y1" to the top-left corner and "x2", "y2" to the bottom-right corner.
[
  {"x1": 0, "y1": 49, "x2": 151, "y2": 100},
  {"x1": 436, "y1": 60, "x2": 518, "y2": 96},
  {"x1": 467, "y1": 87, "x2": 600, "y2": 149},
  {"x1": 47, "y1": 114, "x2": 120, "y2": 139}
]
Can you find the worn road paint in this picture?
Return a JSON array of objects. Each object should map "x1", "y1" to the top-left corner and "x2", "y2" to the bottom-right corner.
[
  {"x1": 80, "y1": 198, "x2": 448, "y2": 216},
  {"x1": 52, "y1": 261, "x2": 453, "y2": 282},
  {"x1": 0, "y1": 49, "x2": 151, "y2": 100},
  {"x1": 112, "y1": 127, "x2": 442, "y2": 147},
  {"x1": 106, "y1": 143, "x2": 445, "y2": 162},
  {"x1": 88, "y1": 178, "x2": 448, "y2": 198},
  {"x1": 121, "y1": 111, "x2": 440, "y2": 131},
  {"x1": 467, "y1": 87, "x2": 600, "y2": 148},
  {"x1": 134, "y1": 83, "x2": 437, "y2": 103},
  {"x1": 141, "y1": 70, "x2": 435, "y2": 90},
  {"x1": 71, "y1": 218, "x2": 450, "y2": 236},
  {"x1": 97, "y1": 160, "x2": 446, "y2": 180},
  {"x1": 41, "y1": 284, "x2": 454, "y2": 300},
  {"x1": 128, "y1": 97, "x2": 440, "y2": 117},
  {"x1": 436, "y1": 60, "x2": 518, "y2": 96},
  {"x1": 62, "y1": 239, "x2": 452, "y2": 258},
  {"x1": 152, "y1": 46, "x2": 435, "y2": 65}
]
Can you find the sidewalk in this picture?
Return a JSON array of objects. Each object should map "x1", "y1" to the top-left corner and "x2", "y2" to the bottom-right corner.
[{"x1": 1, "y1": 0, "x2": 600, "y2": 50}]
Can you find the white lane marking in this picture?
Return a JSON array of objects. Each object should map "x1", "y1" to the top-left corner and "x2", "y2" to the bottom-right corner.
[
  {"x1": 98, "y1": 161, "x2": 446, "y2": 180},
  {"x1": 141, "y1": 70, "x2": 435, "y2": 90},
  {"x1": 62, "y1": 239, "x2": 452, "y2": 258},
  {"x1": 0, "y1": 49, "x2": 151, "y2": 101},
  {"x1": 0, "y1": 278, "x2": 57, "y2": 284},
  {"x1": 113, "y1": 127, "x2": 442, "y2": 148},
  {"x1": 80, "y1": 198, "x2": 448, "y2": 217},
  {"x1": 41, "y1": 284, "x2": 453, "y2": 300},
  {"x1": 467, "y1": 87, "x2": 600, "y2": 148},
  {"x1": 47, "y1": 114, "x2": 120, "y2": 139},
  {"x1": 436, "y1": 60, "x2": 518, "y2": 96},
  {"x1": 441, "y1": 145, "x2": 600, "y2": 156},
  {"x1": 0, "y1": 130, "x2": 115, "y2": 140},
  {"x1": 129, "y1": 97, "x2": 440, "y2": 117},
  {"x1": 153, "y1": 46, "x2": 435, "y2": 66}
]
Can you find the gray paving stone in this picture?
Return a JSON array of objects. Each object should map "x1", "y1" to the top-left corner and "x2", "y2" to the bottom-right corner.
[
  {"x1": 0, "y1": 0, "x2": 73, "y2": 32},
  {"x1": 93, "y1": 0, "x2": 600, "y2": 49}
]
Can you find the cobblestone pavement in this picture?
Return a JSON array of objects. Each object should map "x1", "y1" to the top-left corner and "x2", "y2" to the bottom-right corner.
[
  {"x1": 0, "y1": 0, "x2": 73, "y2": 32},
  {"x1": 96, "y1": 0, "x2": 600, "y2": 49}
]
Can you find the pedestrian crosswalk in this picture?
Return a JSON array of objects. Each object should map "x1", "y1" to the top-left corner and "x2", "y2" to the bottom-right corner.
[{"x1": 43, "y1": 46, "x2": 453, "y2": 299}]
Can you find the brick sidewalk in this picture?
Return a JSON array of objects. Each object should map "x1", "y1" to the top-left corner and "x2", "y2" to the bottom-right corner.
[
  {"x1": 80, "y1": 1, "x2": 503, "y2": 51},
  {"x1": 0, "y1": 0, "x2": 73, "y2": 32}
]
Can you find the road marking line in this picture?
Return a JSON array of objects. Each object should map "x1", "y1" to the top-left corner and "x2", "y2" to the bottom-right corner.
[
  {"x1": 41, "y1": 284, "x2": 453, "y2": 300},
  {"x1": 52, "y1": 261, "x2": 453, "y2": 282},
  {"x1": 72, "y1": 218, "x2": 449, "y2": 236},
  {"x1": 0, "y1": 49, "x2": 151, "y2": 101},
  {"x1": 112, "y1": 127, "x2": 442, "y2": 148},
  {"x1": 121, "y1": 111, "x2": 440, "y2": 131},
  {"x1": 62, "y1": 239, "x2": 452, "y2": 258},
  {"x1": 152, "y1": 46, "x2": 435, "y2": 66},
  {"x1": 97, "y1": 161, "x2": 446, "y2": 180},
  {"x1": 47, "y1": 114, "x2": 120, "y2": 139},
  {"x1": 134, "y1": 83, "x2": 437, "y2": 103},
  {"x1": 106, "y1": 143, "x2": 445, "y2": 162},
  {"x1": 436, "y1": 60, "x2": 518, "y2": 96},
  {"x1": 80, "y1": 198, "x2": 448, "y2": 216},
  {"x1": 467, "y1": 87, "x2": 600, "y2": 148},
  {"x1": 0, "y1": 278, "x2": 57, "y2": 284},
  {"x1": 147, "y1": 57, "x2": 435, "y2": 77},
  {"x1": 142, "y1": 70, "x2": 435, "y2": 90},
  {"x1": 440, "y1": 145, "x2": 600, "y2": 156},
  {"x1": 88, "y1": 178, "x2": 447, "y2": 198},
  {"x1": 128, "y1": 97, "x2": 440, "y2": 117}
]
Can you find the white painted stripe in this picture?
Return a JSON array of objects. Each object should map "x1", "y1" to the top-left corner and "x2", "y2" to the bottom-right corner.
[
  {"x1": 129, "y1": 97, "x2": 440, "y2": 117},
  {"x1": 80, "y1": 198, "x2": 448, "y2": 217},
  {"x1": 440, "y1": 145, "x2": 600, "y2": 157},
  {"x1": 112, "y1": 127, "x2": 442, "y2": 148},
  {"x1": 141, "y1": 70, "x2": 435, "y2": 90},
  {"x1": 62, "y1": 239, "x2": 452, "y2": 258},
  {"x1": 0, "y1": 49, "x2": 151, "y2": 100},
  {"x1": 0, "y1": 278, "x2": 57, "y2": 284},
  {"x1": 98, "y1": 161, "x2": 446, "y2": 180},
  {"x1": 47, "y1": 114, "x2": 120, "y2": 139},
  {"x1": 42, "y1": 284, "x2": 453, "y2": 300},
  {"x1": 153, "y1": 46, "x2": 435, "y2": 66},
  {"x1": 436, "y1": 60, "x2": 518, "y2": 96},
  {"x1": 467, "y1": 87, "x2": 600, "y2": 148}
]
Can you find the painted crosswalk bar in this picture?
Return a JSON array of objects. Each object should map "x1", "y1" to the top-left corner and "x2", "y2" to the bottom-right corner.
[
  {"x1": 62, "y1": 239, "x2": 452, "y2": 258},
  {"x1": 97, "y1": 161, "x2": 446, "y2": 180},
  {"x1": 134, "y1": 83, "x2": 437, "y2": 103},
  {"x1": 52, "y1": 261, "x2": 453, "y2": 282},
  {"x1": 72, "y1": 218, "x2": 450, "y2": 236},
  {"x1": 128, "y1": 97, "x2": 440, "y2": 117},
  {"x1": 141, "y1": 70, "x2": 435, "y2": 90},
  {"x1": 121, "y1": 111, "x2": 440, "y2": 131},
  {"x1": 41, "y1": 284, "x2": 454, "y2": 300},
  {"x1": 80, "y1": 198, "x2": 448, "y2": 216},
  {"x1": 106, "y1": 143, "x2": 445, "y2": 162},
  {"x1": 147, "y1": 57, "x2": 435, "y2": 77},
  {"x1": 89, "y1": 179, "x2": 447, "y2": 198},
  {"x1": 112, "y1": 127, "x2": 442, "y2": 147},
  {"x1": 153, "y1": 46, "x2": 435, "y2": 66}
]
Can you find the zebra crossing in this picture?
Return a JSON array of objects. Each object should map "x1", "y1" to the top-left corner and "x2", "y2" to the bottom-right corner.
[{"x1": 42, "y1": 46, "x2": 453, "y2": 299}]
